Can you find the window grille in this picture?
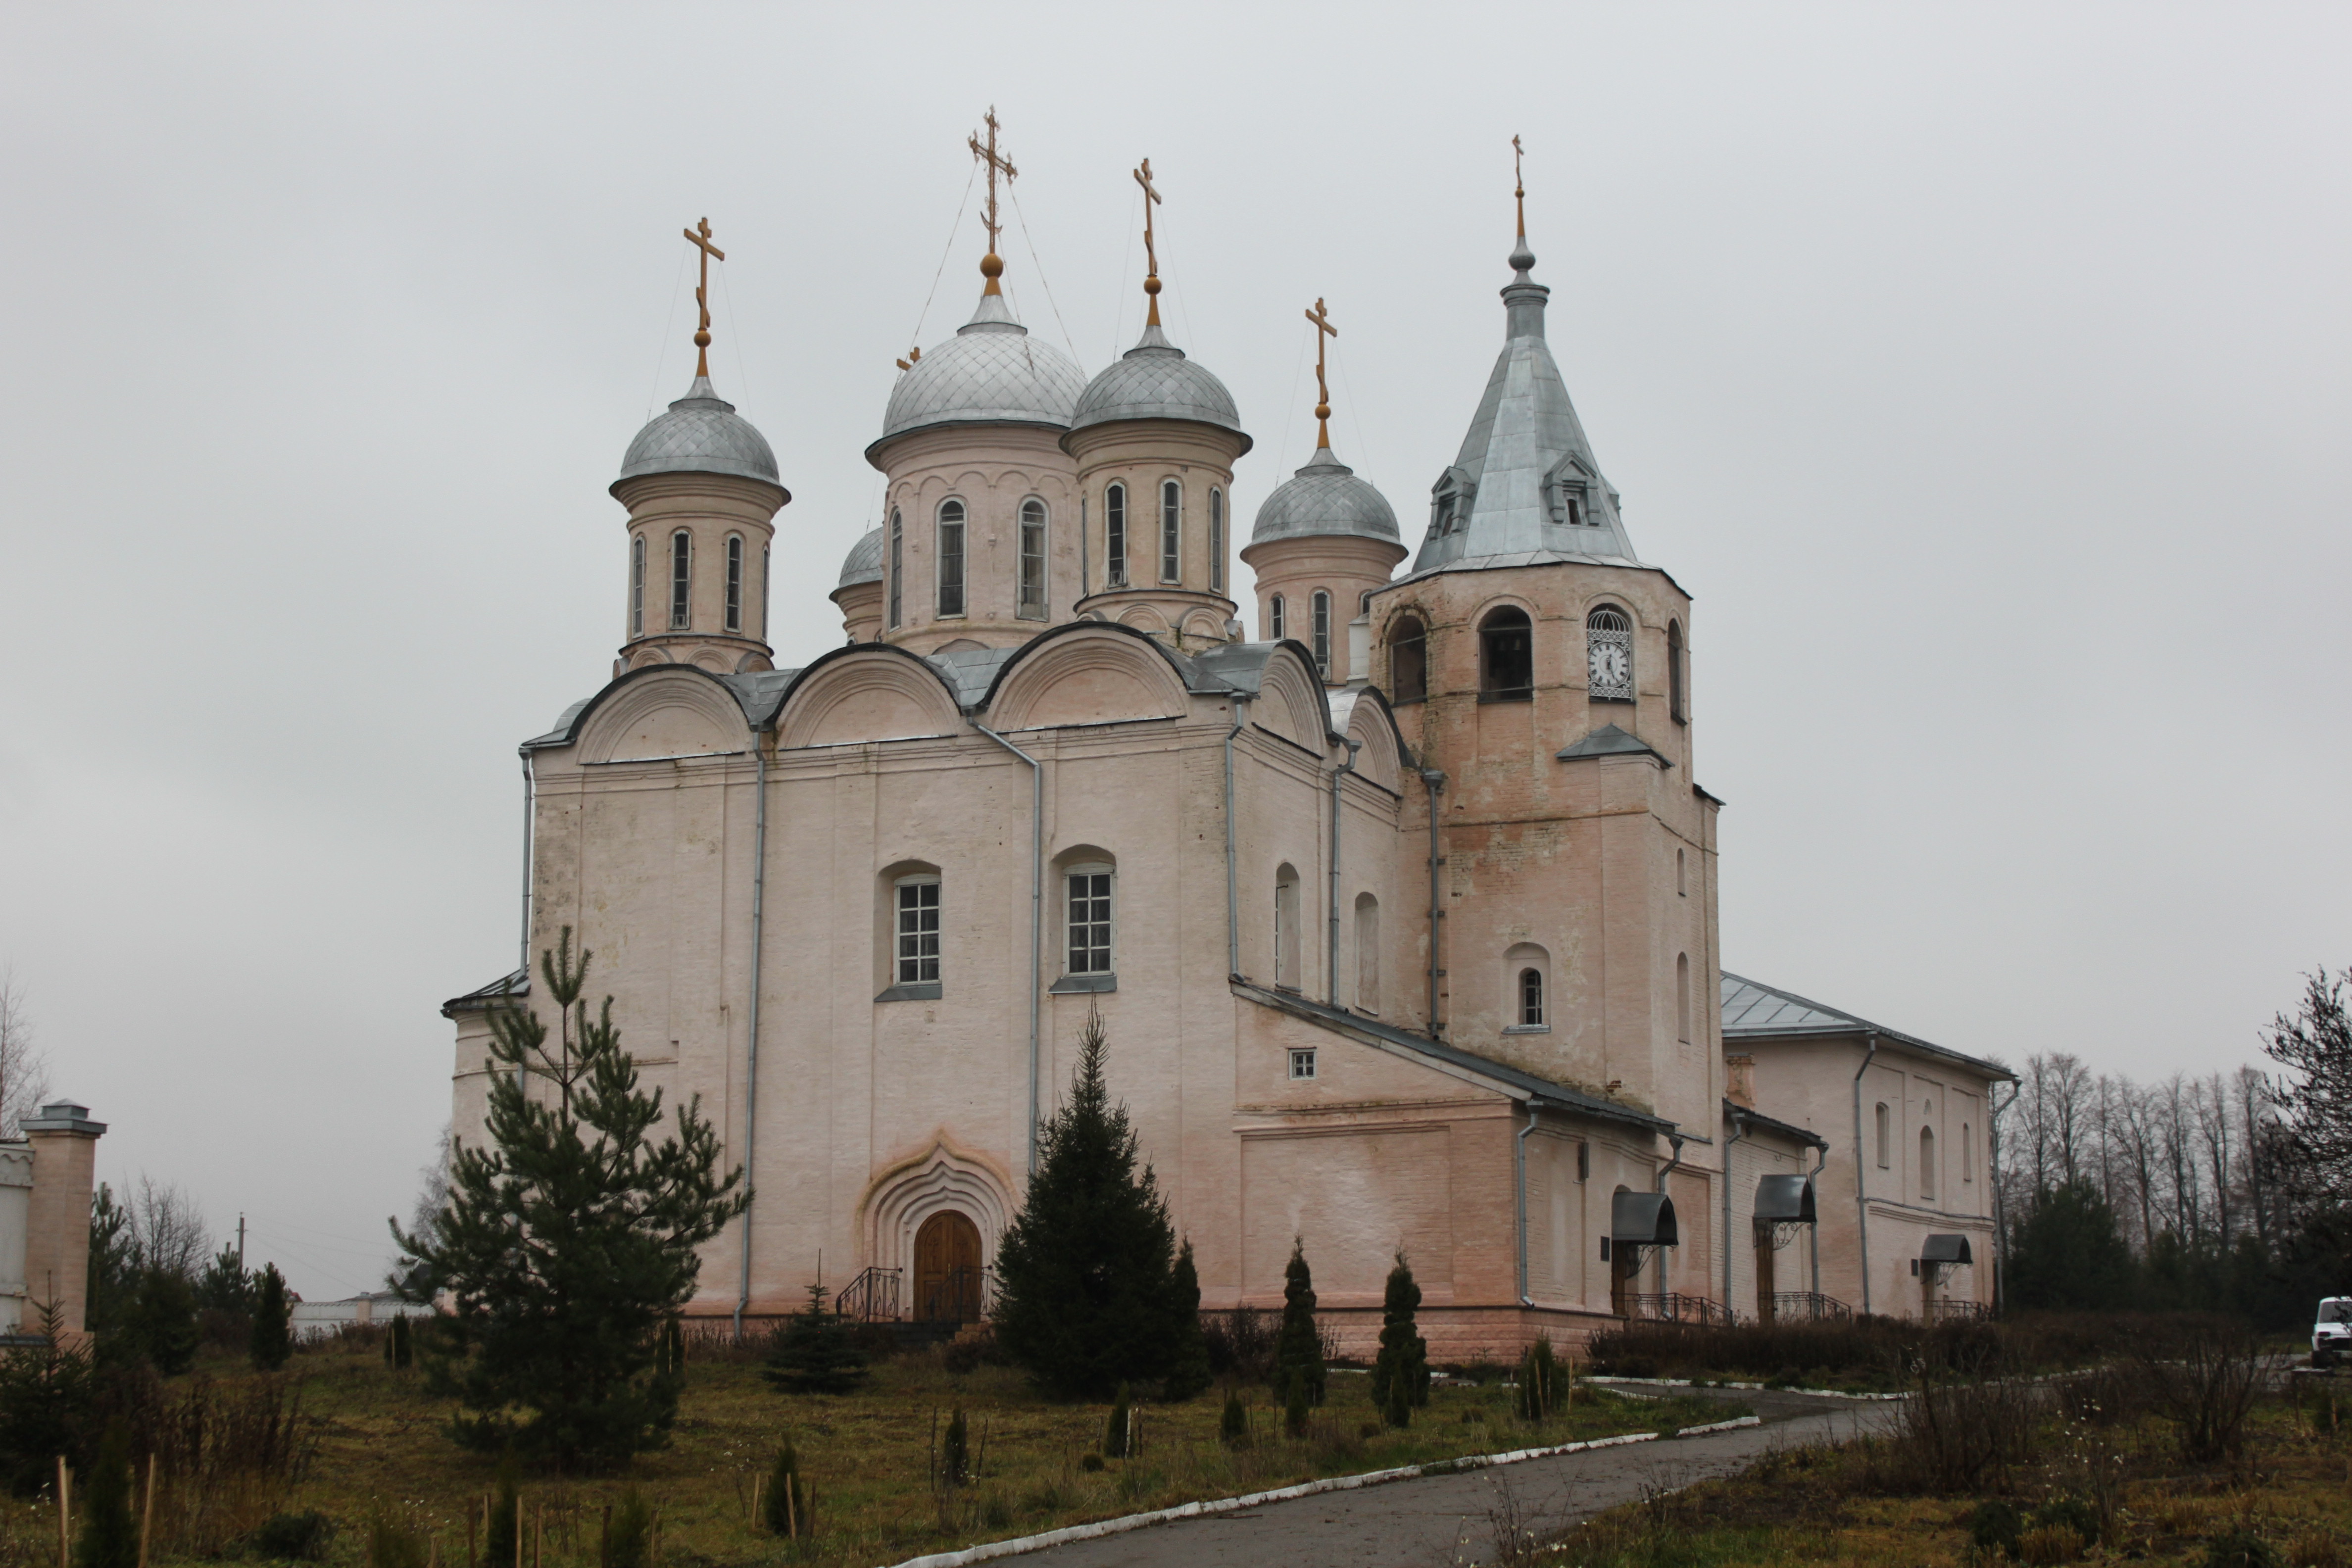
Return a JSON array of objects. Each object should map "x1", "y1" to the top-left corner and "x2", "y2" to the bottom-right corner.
[
  {"x1": 1104, "y1": 484, "x2": 1127, "y2": 587},
  {"x1": 669, "y1": 531, "x2": 691, "y2": 630},
  {"x1": 1519, "y1": 968, "x2": 1545, "y2": 1027},
  {"x1": 1270, "y1": 594, "x2": 1286, "y2": 642},
  {"x1": 1018, "y1": 498, "x2": 1047, "y2": 619},
  {"x1": 725, "y1": 535, "x2": 744, "y2": 633},
  {"x1": 1586, "y1": 606, "x2": 1633, "y2": 700},
  {"x1": 1209, "y1": 490, "x2": 1225, "y2": 592},
  {"x1": 629, "y1": 534, "x2": 645, "y2": 637},
  {"x1": 1311, "y1": 591, "x2": 1331, "y2": 677},
  {"x1": 937, "y1": 500, "x2": 967, "y2": 617},
  {"x1": 1160, "y1": 480, "x2": 1181, "y2": 583},
  {"x1": 887, "y1": 509, "x2": 903, "y2": 629},
  {"x1": 1288, "y1": 1049, "x2": 1317, "y2": 1081},
  {"x1": 1066, "y1": 870, "x2": 1114, "y2": 974},
  {"x1": 894, "y1": 879, "x2": 940, "y2": 984}
]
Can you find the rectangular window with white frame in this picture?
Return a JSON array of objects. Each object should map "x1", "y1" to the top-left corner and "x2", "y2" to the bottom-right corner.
[
  {"x1": 894, "y1": 877, "x2": 940, "y2": 985},
  {"x1": 1289, "y1": 1048, "x2": 1317, "y2": 1081},
  {"x1": 1065, "y1": 868, "x2": 1114, "y2": 976}
]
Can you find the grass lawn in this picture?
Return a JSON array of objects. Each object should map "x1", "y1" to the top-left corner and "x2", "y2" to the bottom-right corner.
[{"x1": 0, "y1": 1337, "x2": 1742, "y2": 1568}]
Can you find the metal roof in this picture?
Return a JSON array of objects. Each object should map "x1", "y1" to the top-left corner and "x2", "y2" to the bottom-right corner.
[
  {"x1": 1720, "y1": 972, "x2": 2014, "y2": 1081},
  {"x1": 1556, "y1": 722, "x2": 1671, "y2": 767},
  {"x1": 1725, "y1": 1097, "x2": 1828, "y2": 1151},
  {"x1": 1249, "y1": 446, "x2": 1400, "y2": 544},
  {"x1": 441, "y1": 968, "x2": 527, "y2": 1018},
  {"x1": 872, "y1": 289, "x2": 1087, "y2": 456},
  {"x1": 1067, "y1": 322, "x2": 1250, "y2": 451},
  {"x1": 836, "y1": 526, "x2": 882, "y2": 590},
  {"x1": 618, "y1": 376, "x2": 780, "y2": 486}
]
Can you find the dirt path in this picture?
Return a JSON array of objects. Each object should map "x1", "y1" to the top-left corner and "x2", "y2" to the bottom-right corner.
[{"x1": 1011, "y1": 1389, "x2": 1893, "y2": 1568}]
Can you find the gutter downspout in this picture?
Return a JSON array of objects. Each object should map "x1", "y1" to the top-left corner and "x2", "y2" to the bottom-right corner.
[
  {"x1": 1421, "y1": 769, "x2": 1445, "y2": 1037},
  {"x1": 1988, "y1": 1078, "x2": 2019, "y2": 1314},
  {"x1": 1516, "y1": 1103, "x2": 1539, "y2": 1306},
  {"x1": 1852, "y1": 1035, "x2": 1881, "y2": 1316},
  {"x1": 1655, "y1": 1132, "x2": 1686, "y2": 1300},
  {"x1": 734, "y1": 737, "x2": 769, "y2": 1341},
  {"x1": 1327, "y1": 738, "x2": 1361, "y2": 1006},
  {"x1": 1224, "y1": 698, "x2": 1250, "y2": 978},
  {"x1": 1807, "y1": 1142, "x2": 1829, "y2": 1298},
  {"x1": 1721, "y1": 1109, "x2": 1747, "y2": 1317},
  {"x1": 975, "y1": 723, "x2": 1044, "y2": 1177},
  {"x1": 518, "y1": 753, "x2": 535, "y2": 973}
]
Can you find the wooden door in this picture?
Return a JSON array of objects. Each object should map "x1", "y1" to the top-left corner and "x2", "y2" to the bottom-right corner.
[
  {"x1": 1755, "y1": 1232, "x2": 1777, "y2": 1323},
  {"x1": 914, "y1": 1211, "x2": 982, "y2": 1323},
  {"x1": 1609, "y1": 1242, "x2": 1638, "y2": 1318}
]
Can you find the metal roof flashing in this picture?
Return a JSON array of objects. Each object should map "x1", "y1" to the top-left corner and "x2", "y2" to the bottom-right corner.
[{"x1": 1720, "y1": 972, "x2": 2013, "y2": 1082}]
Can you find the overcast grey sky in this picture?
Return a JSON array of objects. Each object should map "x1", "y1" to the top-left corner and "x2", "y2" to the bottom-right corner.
[{"x1": 1, "y1": 3, "x2": 2344, "y2": 1298}]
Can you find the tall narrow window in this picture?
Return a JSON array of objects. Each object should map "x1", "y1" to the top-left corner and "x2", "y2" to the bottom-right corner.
[
  {"x1": 887, "y1": 508, "x2": 903, "y2": 629},
  {"x1": 1677, "y1": 848, "x2": 1687, "y2": 896},
  {"x1": 761, "y1": 542, "x2": 771, "y2": 639},
  {"x1": 1390, "y1": 615, "x2": 1426, "y2": 702},
  {"x1": 1519, "y1": 968, "x2": 1545, "y2": 1027},
  {"x1": 1310, "y1": 590, "x2": 1332, "y2": 678},
  {"x1": 1479, "y1": 606, "x2": 1533, "y2": 699},
  {"x1": 724, "y1": 534, "x2": 744, "y2": 633},
  {"x1": 1586, "y1": 606, "x2": 1633, "y2": 700},
  {"x1": 1018, "y1": 498, "x2": 1048, "y2": 619},
  {"x1": 1874, "y1": 1103, "x2": 1891, "y2": 1169},
  {"x1": 1919, "y1": 1127, "x2": 1938, "y2": 1201},
  {"x1": 1209, "y1": 490, "x2": 1225, "y2": 592},
  {"x1": 1105, "y1": 483, "x2": 1127, "y2": 587},
  {"x1": 894, "y1": 877, "x2": 940, "y2": 984},
  {"x1": 1961, "y1": 1124, "x2": 1974, "y2": 1181},
  {"x1": 1274, "y1": 865, "x2": 1302, "y2": 989},
  {"x1": 936, "y1": 499, "x2": 966, "y2": 617},
  {"x1": 1354, "y1": 893, "x2": 1379, "y2": 1014},
  {"x1": 1676, "y1": 952, "x2": 1692, "y2": 1043},
  {"x1": 1066, "y1": 867, "x2": 1114, "y2": 975},
  {"x1": 629, "y1": 534, "x2": 645, "y2": 637},
  {"x1": 669, "y1": 531, "x2": 691, "y2": 630},
  {"x1": 1667, "y1": 620, "x2": 1687, "y2": 724},
  {"x1": 1270, "y1": 594, "x2": 1286, "y2": 641},
  {"x1": 1160, "y1": 480, "x2": 1181, "y2": 583}
]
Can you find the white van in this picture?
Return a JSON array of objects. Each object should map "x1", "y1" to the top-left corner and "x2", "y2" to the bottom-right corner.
[{"x1": 2316, "y1": 1297, "x2": 2352, "y2": 1367}]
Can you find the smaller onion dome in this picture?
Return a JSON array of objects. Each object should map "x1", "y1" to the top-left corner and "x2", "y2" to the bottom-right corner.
[
  {"x1": 1251, "y1": 446, "x2": 1399, "y2": 544},
  {"x1": 1068, "y1": 323, "x2": 1252, "y2": 452},
  {"x1": 836, "y1": 526, "x2": 883, "y2": 589},
  {"x1": 873, "y1": 291, "x2": 1087, "y2": 456},
  {"x1": 619, "y1": 376, "x2": 780, "y2": 486}
]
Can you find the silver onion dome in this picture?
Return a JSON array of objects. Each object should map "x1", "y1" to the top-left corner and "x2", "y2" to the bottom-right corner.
[
  {"x1": 836, "y1": 526, "x2": 883, "y2": 589},
  {"x1": 618, "y1": 376, "x2": 781, "y2": 485},
  {"x1": 1251, "y1": 446, "x2": 1399, "y2": 543},
  {"x1": 1068, "y1": 322, "x2": 1252, "y2": 451},
  {"x1": 873, "y1": 291, "x2": 1087, "y2": 452}
]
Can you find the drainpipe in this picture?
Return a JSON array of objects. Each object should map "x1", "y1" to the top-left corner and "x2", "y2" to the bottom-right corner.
[
  {"x1": 1421, "y1": 769, "x2": 1446, "y2": 1037},
  {"x1": 1807, "y1": 1142, "x2": 1828, "y2": 1298},
  {"x1": 975, "y1": 723, "x2": 1044, "y2": 1177},
  {"x1": 1721, "y1": 1110, "x2": 1747, "y2": 1318},
  {"x1": 1852, "y1": 1035, "x2": 1880, "y2": 1316},
  {"x1": 1223, "y1": 698, "x2": 1250, "y2": 978},
  {"x1": 1516, "y1": 1103, "x2": 1539, "y2": 1306},
  {"x1": 1326, "y1": 738, "x2": 1361, "y2": 1007},
  {"x1": 733, "y1": 737, "x2": 769, "y2": 1341},
  {"x1": 1654, "y1": 1131, "x2": 1687, "y2": 1299},
  {"x1": 1988, "y1": 1078, "x2": 2019, "y2": 1314},
  {"x1": 518, "y1": 753, "x2": 535, "y2": 973}
]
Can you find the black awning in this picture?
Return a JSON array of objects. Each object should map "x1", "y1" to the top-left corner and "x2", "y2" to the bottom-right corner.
[
  {"x1": 1753, "y1": 1174, "x2": 1817, "y2": 1225},
  {"x1": 1612, "y1": 1190, "x2": 1679, "y2": 1247},
  {"x1": 1921, "y1": 1233, "x2": 1973, "y2": 1266}
]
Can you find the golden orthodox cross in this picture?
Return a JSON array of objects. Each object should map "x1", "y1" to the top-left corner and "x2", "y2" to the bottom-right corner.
[
  {"x1": 682, "y1": 218, "x2": 725, "y2": 380},
  {"x1": 968, "y1": 107, "x2": 1019, "y2": 294},
  {"x1": 1304, "y1": 297, "x2": 1338, "y2": 449},
  {"x1": 1133, "y1": 157, "x2": 1164, "y2": 326},
  {"x1": 1513, "y1": 134, "x2": 1526, "y2": 239}
]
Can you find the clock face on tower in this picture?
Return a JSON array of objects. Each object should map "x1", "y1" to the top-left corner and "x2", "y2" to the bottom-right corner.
[{"x1": 1589, "y1": 641, "x2": 1629, "y2": 692}]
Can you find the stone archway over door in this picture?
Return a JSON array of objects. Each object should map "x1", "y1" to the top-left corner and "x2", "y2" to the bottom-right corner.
[{"x1": 914, "y1": 1211, "x2": 982, "y2": 1323}]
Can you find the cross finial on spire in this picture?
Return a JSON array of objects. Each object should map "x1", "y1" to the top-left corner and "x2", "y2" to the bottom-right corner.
[
  {"x1": 1133, "y1": 157, "x2": 1164, "y2": 327},
  {"x1": 968, "y1": 107, "x2": 1019, "y2": 296},
  {"x1": 1304, "y1": 297, "x2": 1338, "y2": 450},
  {"x1": 682, "y1": 218, "x2": 726, "y2": 380},
  {"x1": 1513, "y1": 134, "x2": 1526, "y2": 239}
]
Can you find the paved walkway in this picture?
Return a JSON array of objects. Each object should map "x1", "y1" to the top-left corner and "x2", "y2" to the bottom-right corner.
[{"x1": 1016, "y1": 1389, "x2": 1892, "y2": 1568}]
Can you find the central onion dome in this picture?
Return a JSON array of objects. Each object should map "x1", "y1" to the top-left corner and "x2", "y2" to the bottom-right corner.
[
  {"x1": 1069, "y1": 321, "x2": 1251, "y2": 450},
  {"x1": 618, "y1": 375, "x2": 780, "y2": 486},
  {"x1": 1252, "y1": 446, "x2": 1398, "y2": 543},
  {"x1": 871, "y1": 291, "x2": 1087, "y2": 457}
]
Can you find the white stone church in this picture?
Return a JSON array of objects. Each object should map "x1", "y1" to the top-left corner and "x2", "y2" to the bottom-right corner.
[{"x1": 444, "y1": 151, "x2": 2009, "y2": 1355}]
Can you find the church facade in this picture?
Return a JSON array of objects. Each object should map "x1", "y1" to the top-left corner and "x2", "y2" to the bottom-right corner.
[{"x1": 443, "y1": 158, "x2": 2007, "y2": 1353}]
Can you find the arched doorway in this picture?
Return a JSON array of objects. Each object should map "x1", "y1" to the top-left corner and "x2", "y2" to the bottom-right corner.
[{"x1": 913, "y1": 1211, "x2": 983, "y2": 1324}]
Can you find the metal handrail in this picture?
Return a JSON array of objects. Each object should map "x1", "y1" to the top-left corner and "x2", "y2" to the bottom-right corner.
[
  {"x1": 1924, "y1": 1298, "x2": 1991, "y2": 1323},
  {"x1": 920, "y1": 1265, "x2": 989, "y2": 1325},
  {"x1": 834, "y1": 1266, "x2": 901, "y2": 1323},
  {"x1": 1768, "y1": 1291, "x2": 1853, "y2": 1322},
  {"x1": 1627, "y1": 1292, "x2": 1736, "y2": 1327}
]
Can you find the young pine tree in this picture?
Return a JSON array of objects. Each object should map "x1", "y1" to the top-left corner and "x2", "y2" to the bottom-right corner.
[
  {"x1": 1272, "y1": 1238, "x2": 1325, "y2": 1410},
  {"x1": 1516, "y1": 1336, "x2": 1561, "y2": 1421},
  {"x1": 122, "y1": 1267, "x2": 199, "y2": 1376},
  {"x1": 991, "y1": 1009, "x2": 1185, "y2": 1400},
  {"x1": 248, "y1": 1263, "x2": 293, "y2": 1372},
  {"x1": 762, "y1": 1282, "x2": 869, "y2": 1395},
  {"x1": 1162, "y1": 1240, "x2": 1212, "y2": 1402},
  {"x1": 1219, "y1": 1390, "x2": 1247, "y2": 1447},
  {"x1": 0, "y1": 1299, "x2": 95, "y2": 1496},
  {"x1": 73, "y1": 1423, "x2": 138, "y2": 1568},
  {"x1": 1370, "y1": 1250, "x2": 1429, "y2": 1428},
  {"x1": 761, "y1": 1439, "x2": 812, "y2": 1537},
  {"x1": 1102, "y1": 1384, "x2": 1131, "y2": 1460},
  {"x1": 391, "y1": 930, "x2": 747, "y2": 1467}
]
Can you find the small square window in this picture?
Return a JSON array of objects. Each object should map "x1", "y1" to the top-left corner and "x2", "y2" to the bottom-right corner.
[{"x1": 1288, "y1": 1048, "x2": 1317, "y2": 1081}]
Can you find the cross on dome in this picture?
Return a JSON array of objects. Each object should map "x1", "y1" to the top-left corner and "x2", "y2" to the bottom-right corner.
[
  {"x1": 968, "y1": 107, "x2": 1019, "y2": 295},
  {"x1": 682, "y1": 218, "x2": 725, "y2": 380}
]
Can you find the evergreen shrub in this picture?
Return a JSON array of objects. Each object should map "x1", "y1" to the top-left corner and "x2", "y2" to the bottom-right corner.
[
  {"x1": 1272, "y1": 1239, "x2": 1324, "y2": 1409},
  {"x1": 248, "y1": 1265, "x2": 292, "y2": 1372},
  {"x1": 762, "y1": 1283, "x2": 869, "y2": 1395},
  {"x1": 762, "y1": 1439, "x2": 812, "y2": 1537},
  {"x1": 72, "y1": 1423, "x2": 137, "y2": 1568}
]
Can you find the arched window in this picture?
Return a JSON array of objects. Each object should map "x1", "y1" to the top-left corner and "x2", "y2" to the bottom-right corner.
[
  {"x1": 1310, "y1": 590, "x2": 1332, "y2": 678},
  {"x1": 724, "y1": 534, "x2": 745, "y2": 633},
  {"x1": 1065, "y1": 863, "x2": 1115, "y2": 976},
  {"x1": 1274, "y1": 864, "x2": 1301, "y2": 989},
  {"x1": 1586, "y1": 606, "x2": 1633, "y2": 700},
  {"x1": 1209, "y1": 490, "x2": 1225, "y2": 593},
  {"x1": 1270, "y1": 593, "x2": 1286, "y2": 642},
  {"x1": 1919, "y1": 1126, "x2": 1938, "y2": 1201},
  {"x1": 1018, "y1": 498, "x2": 1048, "y2": 620},
  {"x1": 887, "y1": 508, "x2": 904, "y2": 629},
  {"x1": 629, "y1": 534, "x2": 645, "y2": 638},
  {"x1": 1874, "y1": 1103, "x2": 1891, "y2": 1169},
  {"x1": 894, "y1": 874, "x2": 940, "y2": 985},
  {"x1": 1390, "y1": 615, "x2": 1426, "y2": 702},
  {"x1": 1479, "y1": 606, "x2": 1533, "y2": 700},
  {"x1": 1676, "y1": 952, "x2": 1691, "y2": 1043},
  {"x1": 761, "y1": 542, "x2": 771, "y2": 639},
  {"x1": 1105, "y1": 483, "x2": 1128, "y2": 587},
  {"x1": 669, "y1": 530, "x2": 692, "y2": 630},
  {"x1": 1519, "y1": 968, "x2": 1545, "y2": 1027},
  {"x1": 1353, "y1": 893, "x2": 1379, "y2": 1014},
  {"x1": 1677, "y1": 847, "x2": 1687, "y2": 897},
  {"x1": 936, "y1": 499, "x2": 967, "y2": 617},
  {"x1": 1667, "y1": 620, "x2": 1687, "y2": 724},
  {"x1": 1160, "y1": 480, "x2": 1182, "y2": 583}
]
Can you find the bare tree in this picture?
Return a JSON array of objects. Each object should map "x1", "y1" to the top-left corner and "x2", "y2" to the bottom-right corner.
[
  {"x1": 0, "y1": 968, "x2": 53, "y2": 1139},
  {"x1": 128, "y1": 1175, "x2": 212, "y2": 1279}
]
